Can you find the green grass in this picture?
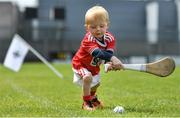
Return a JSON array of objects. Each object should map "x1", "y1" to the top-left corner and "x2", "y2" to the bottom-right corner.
[{"x1": 0, "y1": 63, "x2": 180, "y2": 117}]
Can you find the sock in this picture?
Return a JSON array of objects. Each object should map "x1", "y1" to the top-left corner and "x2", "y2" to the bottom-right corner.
[{"x1": 83, "y1": 95, "x2": 92, "y2": 101}]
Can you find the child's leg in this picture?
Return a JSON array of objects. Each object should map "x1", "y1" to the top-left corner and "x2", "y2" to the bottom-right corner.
[
  {"x1": 82, "y1": 72, "x2": 92, "y2": 96},
  {"x1": 72, "y1": 68, "x2": 101, "y2": 110},
  {"x1": 91, "y1": 83, "x2": 104, "y2": 109},
  {"x1": 82, "y1": 72, "x2": 96, "y2": 110},
  {"x1": 91, "y1": 83, "x2": 100, "y2": 96}
]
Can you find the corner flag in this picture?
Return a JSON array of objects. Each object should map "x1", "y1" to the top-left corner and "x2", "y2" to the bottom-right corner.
[
  {"x1": 3, "y1": 34, "x2": 63, "y2": 79},
  {"x1": 3, "y1": 34, "x2": 29, "y2": 72}
]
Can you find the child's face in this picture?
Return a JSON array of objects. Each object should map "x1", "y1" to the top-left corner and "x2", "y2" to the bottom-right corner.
[{"x1": 86, "y1": 21, "x2": 108, "y2": 39}]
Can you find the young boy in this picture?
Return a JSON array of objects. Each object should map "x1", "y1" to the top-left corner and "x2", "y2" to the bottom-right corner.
[{"x1": 72, "y1": 5, "x2": 124, "y2": 111}]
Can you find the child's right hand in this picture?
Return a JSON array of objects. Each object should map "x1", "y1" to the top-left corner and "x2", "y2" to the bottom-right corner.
[{"x1": 110, "y1": 56, "x2": 124, "y2": 70}]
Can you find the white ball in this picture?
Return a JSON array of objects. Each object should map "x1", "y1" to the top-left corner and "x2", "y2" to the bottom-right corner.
[{"x1": 113, "y1": 106, "x2": 125, "y2": 113}]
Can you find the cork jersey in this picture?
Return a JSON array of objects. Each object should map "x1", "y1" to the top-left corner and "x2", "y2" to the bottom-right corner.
[{"x1": 72, "y1": 31, "x2": 115, "y2": 76}]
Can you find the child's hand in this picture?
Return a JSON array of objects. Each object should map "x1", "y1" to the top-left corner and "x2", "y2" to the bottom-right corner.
[
  {"x1": 110, "y1": 56, "x2": 124, "y2": 70},
  {"x1": 104, "y1": 62, "x2": 113, "y2": 73}
]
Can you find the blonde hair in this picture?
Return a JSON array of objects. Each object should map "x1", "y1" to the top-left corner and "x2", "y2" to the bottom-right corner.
[{"x1": 85, "y1": 5, "x2": 110, "y2": 27}]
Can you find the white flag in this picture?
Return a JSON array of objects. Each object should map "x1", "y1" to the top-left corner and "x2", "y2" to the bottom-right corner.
[{"x1": 3, "y1": 34, "x2": 29, "y2": 72}]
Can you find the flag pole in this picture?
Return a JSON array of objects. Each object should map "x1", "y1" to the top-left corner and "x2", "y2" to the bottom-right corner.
[
  {"x1": 29, "y1": 46, "x2": 64, "y2": 79},
  {"x1": 18, "y1": 35, "x2": 63, "y2": 79}
]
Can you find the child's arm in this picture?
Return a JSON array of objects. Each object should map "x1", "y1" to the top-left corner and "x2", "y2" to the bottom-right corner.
[
  {"x1": 110, "y1": 56, "x2": 124, "y2": 70},
  {"x1": 91, "y1": 49, "x2": 124, "y2": 71},
  {"x1": 104, "y1": 57, "x2": 124, "y2": 73},
  {"x1": 104, "y1": 56, "x2": 124, "y2": 72},
  {"x1": 92, "y1": 49, "x2": 113, "y2": 61}
]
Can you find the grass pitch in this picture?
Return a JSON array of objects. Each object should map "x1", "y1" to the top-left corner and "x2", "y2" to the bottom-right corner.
[{"x1": 0, "y1": 63, "x2": 180, "y2": 117}]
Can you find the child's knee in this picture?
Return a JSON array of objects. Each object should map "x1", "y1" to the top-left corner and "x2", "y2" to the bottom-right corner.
[{"x1": 83, "y1": 72, "x2": 92, "y2": 83}]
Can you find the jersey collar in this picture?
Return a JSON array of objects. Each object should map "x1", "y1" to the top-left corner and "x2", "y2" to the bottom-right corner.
[{"x1": 95, "y1": 35, "x2": 107, "y2": 47}]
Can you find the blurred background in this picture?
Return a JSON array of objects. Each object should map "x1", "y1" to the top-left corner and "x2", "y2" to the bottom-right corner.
[{"x1": 0, "y1": 0, "x2": 180, "y2": 64}]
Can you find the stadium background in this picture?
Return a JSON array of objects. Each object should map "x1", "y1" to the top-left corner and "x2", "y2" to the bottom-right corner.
[{"x1": 0, "y1": 0, "x2": 180, "y2": 64}]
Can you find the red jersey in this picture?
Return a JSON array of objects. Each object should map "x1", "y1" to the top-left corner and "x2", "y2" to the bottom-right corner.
[{"x1": 72, "y1": 31, "x2": 116, "y2": 76}]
